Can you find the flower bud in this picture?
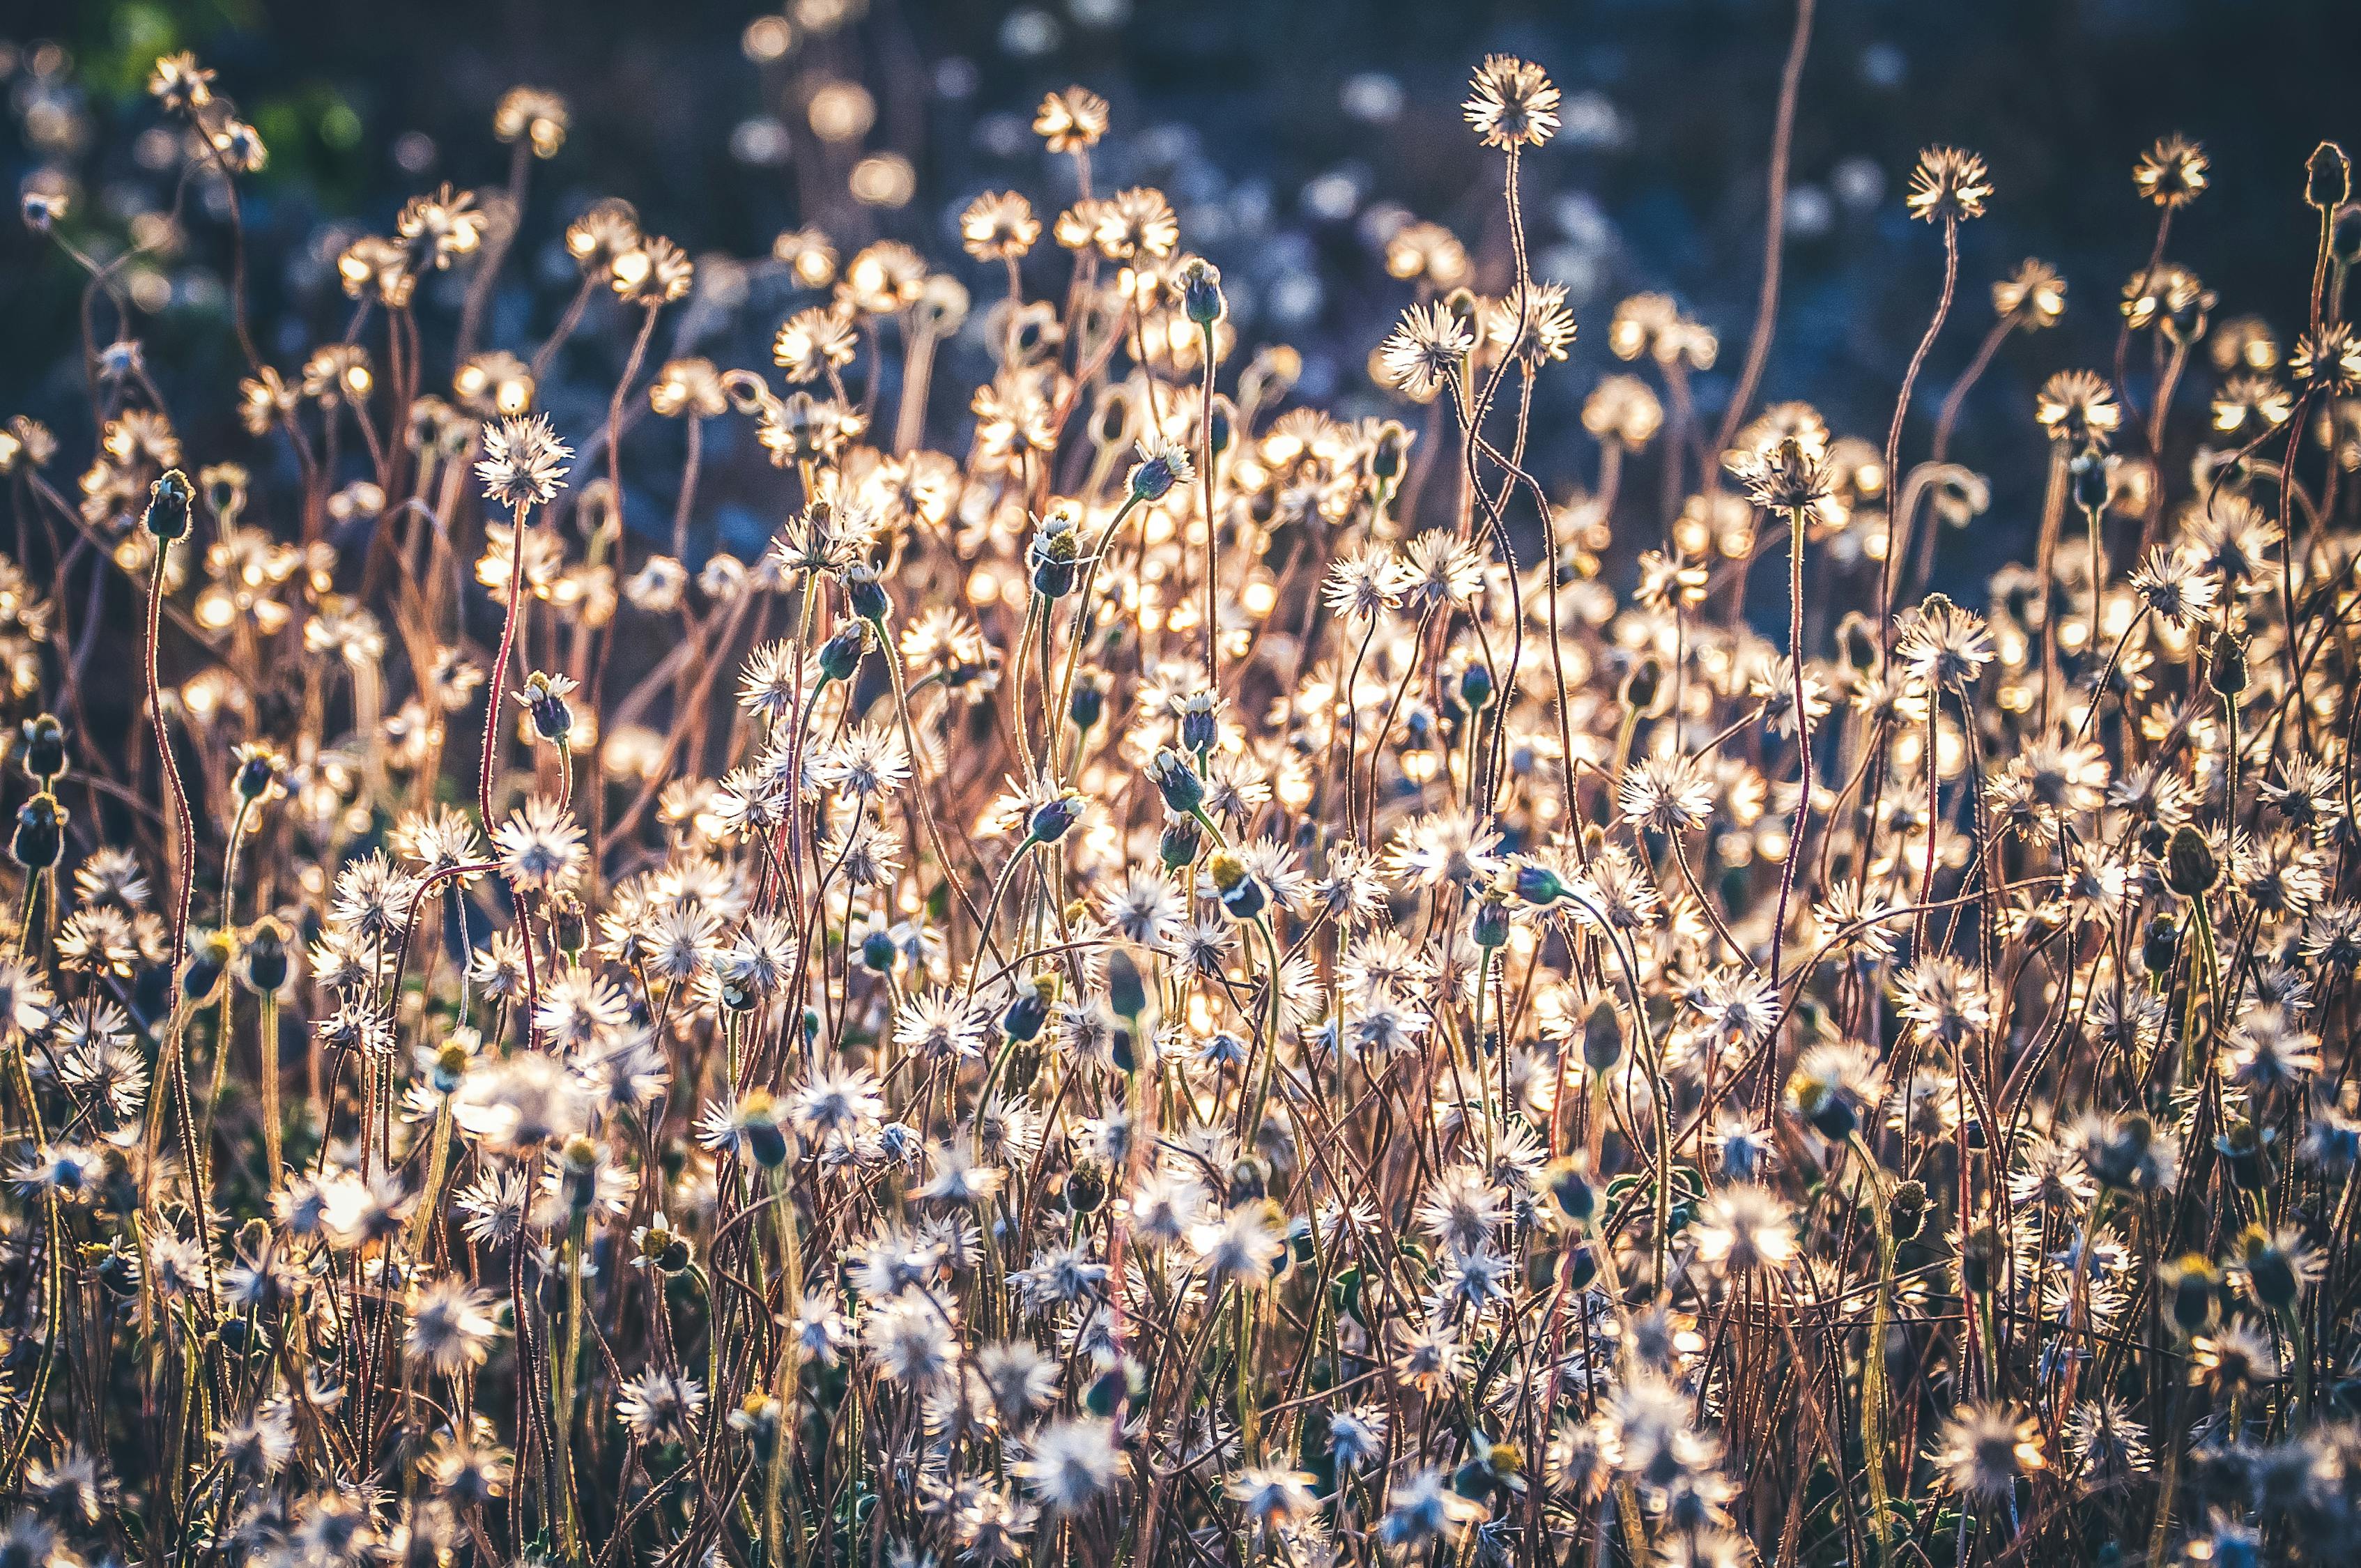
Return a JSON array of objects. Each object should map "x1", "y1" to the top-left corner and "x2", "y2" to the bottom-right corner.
[
  {"x1": 2214, "y1": 1118, "x2": 2273, "y2": 1192},
  {"x1": 1026, "y1": 791, "x2": 1084, "y2": 845},
  {"x1": 2162, "y1": 1254, "x2": 2223, "y2": 1336},
  {"x1": 1106, "y1": 948, "x2": 1147, "y2": 1023},
  {"x1": 549, "y1": 892, "x2": 588, "y2": 960},
  {"x1": 2164, "y1": 824, "x2": 2218, "y2": 898},
  {"x1": 1159, "y1": 813, "x2": 1202, "y2": 871},
  {"x1": 1581, "y1": 997, "x2": 1624, "y2": 1075},
  {"x1": 10, "y1": 792, "x2": 66, "y2": 870},
  {"x1": 1128, "y1": 443, "x2": 1188, "y2": 502},
  {"x1": 1147, "y1": 746, "x2": 1205, "y2": 815},
  {"x1": 2207, "y1": 628, "x2": 2247, "y2": 698},
  {"x1": 1178, "y1": 691, "x2": 1219, "y2": 755},
  {"x1": 1512, "y1": 861, "x2": 1565, "y2": 907},
  {"x1": 1029, "y1": 512, "x2": 1082, "y2": 598},
  {"x1": 1063, "y1": 1160, "x2": 1108, "y2": 1215},
  {"x1": 20, "y1": 714, "x2": 65, "y2": 783},
  {"x1": 1471, "y1": 891, "x2": 1510, "y2": 950},
  {"x1": 144, "y1": 468, "x2": 194, "y2": 541},
  {"x1": 1208, "y1": 849, "x2": 1266, "y2": 921},
  {"x1": 2236, "y1": 1224, "x2": 2300, "y2": 1311},
  {"x1": 1888, "y1": 1178, "x2": 1927, "y2": 1243},
  {"x1": 1178, "y1": 256, "x2": 1226, "y2": 327},
  {"x1": 1001, "y1": 971, "x2": 1057, "y2": 1044},
  {"x1": 1838, "y1": 613, "x2": 1880, "y2": 674},
  {"x1": 233, "y1": 745, "x2": 283, "y2": 803},
  {"x1": 816, "y1": 620, "x2": 872, "y2": 684},
  {"x1": 843, "y1": 562, "x2": 891, "y2": 624},
  {"x1": 1620, "y1": 655, "x2": 1661, "y2": 714},
  {"x1": 1544, "y1": 1156, "x2": 1595, "y2": 1225},
  {"x1": 1456, "y1": 659, "x2": 1494, "y2": 715},
  {"x1": 1069, "y1": 668, "x2": 1109, "y2": 732},
  {"x1": 181, "y1": 930, "x2": 233, "y2": 1005},
  {"x1": 521, "y1": 671, "x2": 574, "y2": 744},
  {"x1": 1960, "y1": 1225, "x2": 1999, "y2": 1296},
  {"x1": 2070, "y1": 448, "x2": 2110, "y2": 516},
  {"x1": 2309, "y1": 141, "x2": 2351, "y2": 210},
  {"x1": 240, "y1": 916, "x2": 291, "y2": 994}
]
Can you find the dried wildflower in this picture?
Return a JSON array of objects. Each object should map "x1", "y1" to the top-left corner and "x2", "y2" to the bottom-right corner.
[
  {"x1": 2036, "y1": 370, "x2": 2123, "y2": 446},
  {"x1": 475, "y1": 414, "x2": 571, "y2": 510},
  {"x1": 2132, "y1": 134, "x2": 2209, "y2": 208},
  {"x1": 960, "y1": 191, "x2": 1040, "y2": 261},
  {"x1": 1378, "y1": 301, "x2": 1474, "y2": 399},
  {"x1": 1033, "y1": 87, "x2": 1109, "y2": 153},
  {"x1": 1905, "y1": 146, "x2": 1993, "y2": 222},
  {"x1": 2291, "y1": 323, "x2": 2361, "y2": 394},
  {"x1": 1463, "y1": 55, "x2": 1561, "y2": 150},
  {"x1": 397, "y1": 183, "x2": 488, "y2": 268},
  {"x1": 1992, "y1": 259, "x2": 2066, "y2": 328},
  {"x1": 1932, "y1": 1402, "x2": 2046, "y2": 1498},
  {"x1": 493, "y1": 86, "x2": 569, "y2": 158}
]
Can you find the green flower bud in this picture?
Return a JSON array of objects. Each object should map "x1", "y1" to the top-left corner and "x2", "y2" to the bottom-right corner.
[{"x1": 144, "y1": 468, "x2": 194, "y2": 541}]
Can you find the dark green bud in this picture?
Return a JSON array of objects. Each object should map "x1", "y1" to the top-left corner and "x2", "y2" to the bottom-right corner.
[
  {"x1": 2208, "y1": 628, "x2": 2247, "y2": 698},
  {"x1": 2309, "y1": 141, "x2": 2351, "y2": 210},
  {"x1": 2214, "y1": 1119, "x2": 2273, "y2": 1192},
  {"x1": 2237, "y1": 1224, "x2": 2300, "y2": 1310},
  {"x1": 1029, "y1": 514, "x2": 1082, "y2": 598},
  {"x1": 1159, "y1": 813, "x2": 1202, "y2": 871},
  {"x1": 20, "y1": 714, "x2": 65, "y2": 783},
  {"x1": 144, "y1": 468, "x2": 193, "y2": 541},
  {"x1": 1063, "y1": 1160, "x2": 1108, "y2": 1215},
  {"x1": 1178, "y1": 257, "x2": 1225, "y2": 327},
  {"x1": 2164, "y1": 1255, "x2": 2222, "y2": 1336},
  {"x1": 1084, "y1": 1358, "x2": 1143, "y2": 1418},
  {"x1": 1456, "y1": 659, "x2": 1494, "y2": 714},
  {"x1": 843, "y1": 563, "x2": 891, "y2": 624},
  {"x1": 1512, "y1": 862, "x2": 1565, "y2": 907},
  {"x1": 1001, "y1": 972, "x2": 1056, "y2": 1044},
  {"x1": 1545, "y1": 1158, "x2": 1595, "y2": 1224},
  {"x1": 550, "y1": 893, "x2": 588, "y2": 960},
  {"x1": 10, "y1": 792, "x2": 66, "y2": 871},
  {"x1": 1178, "y1": 693, "x2": 1219, "y2": 755},
  {"x1": 817, "y1": 620, "x2": 872, "y2": 684},
  {"x1": 1069, "y1": 668, "x2": 1109, "y2": 732},
  {"x1": 1129, "y1": 445, "x2": 1187, "y2": 503},
  {"x1": 1838, "y1": 613, "x2": 1880, "y2": 674},
  {"x1": 2142, "y1": 912, "x2": 2178, "y2": 976},
  {"x1": 1471, "y1": 893, "x2": 1510, "y2": 950},
  {"x1": 1621, "y1": 655, "x2": 1662, "y2": 714},
  {"x1": 1106, "y1": 948, "x2": 1147, "y2": 1023},
  {"x1": 1889, "y1": 1179, "x2": 1927, "y2": 1244},
  {"x1": 2070, "y1": 449, "x2": 2110, "y2": 516},
  {"x1": 1148, "y1": 746, "x2": 1205, "y2": 815},
  {"x1": 240, "y1": 917, "x2": 291, "y2": 994},
  {"x1": 1961, "y1": 1225, "x2": 1999, "y2": 1296},
  {"x1": 233, "y1": 746, "x2": 281, "y2": 803},
  {"x1": 181, "y1": 931, "x2": 233, "y2": 1004},
  {"x1": 2164, "y1": 824, "x2": 2218, "y2": 898},
  {"x1": 1581, "y1": 998, "x2": 1624, "y2": 1074},
  {"x1": 1026, "y1": 792, "x2": 1084, "y2": 845}
]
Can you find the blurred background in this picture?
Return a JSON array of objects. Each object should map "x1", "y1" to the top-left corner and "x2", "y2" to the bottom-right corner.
[{"x1": 3, "y1": 0, "x2": 2358, "y2": 575}]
